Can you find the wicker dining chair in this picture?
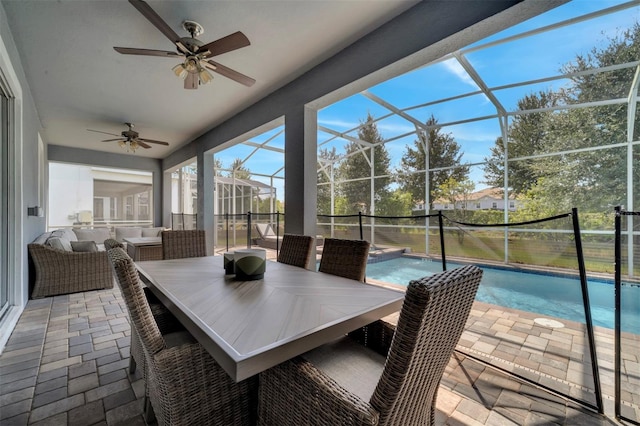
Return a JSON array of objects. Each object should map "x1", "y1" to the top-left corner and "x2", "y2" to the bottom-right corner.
[
  {"x1": 277, "y1": 234, "x2": 314, "y2": 268},
  {"x1": 318, "y1": 238, "x2": 370, "y2": 281},
  {"x1": 161, "y1": 229, "x2": 207, "y2": 259},
  {"x1": 257, "y1": 265, "x2": 483, "y2": 426},
  {"x1": 105, "y1": 241, "x2": 180, "y2": 376},
  {"x1": 108, "y1": 247, "x2": 257, "y2": 425}
]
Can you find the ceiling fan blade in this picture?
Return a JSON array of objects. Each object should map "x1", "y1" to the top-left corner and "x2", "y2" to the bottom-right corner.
[
  {"x1": 101, "y1": 138, "x2": 124, "y2": 142},
  {"x1": 137, "y1": 141, "x2": 152, "y2": 149},
  {"x1": 184, "y1": 72, "x2": 199, "y2": 89},
  {"x1": 139, "y1": 138, "x2": 170, "y2": 146},
  {"x1": 88, "y1": 129, "x2": 120, "y2": 137},
  {"x1": 128, "y1": 0, "x2": 186, "y2": 52},
  {"x1": 200, "y1": 31, "x2": 250, "y2": 57},
  {"x1": 204, "y1": 60, "x2": 255, "y2": 87},
  {"x1": 114, "y1": 47, "x2": 181, "y2": 58}
]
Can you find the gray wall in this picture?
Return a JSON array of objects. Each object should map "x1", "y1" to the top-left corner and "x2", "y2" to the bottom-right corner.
[
  {"x1": 1, "y1": 0, "x2": 42, "y2": 243},
  {"x1": 0, "y1": 0, "x2": 46, "y2": 334}
]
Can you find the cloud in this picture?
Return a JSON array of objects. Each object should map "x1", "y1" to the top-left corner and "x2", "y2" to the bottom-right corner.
[
  {"x1": 320, "y1": 117, "x2": 417, "y2": 137},
  {"x1": 376, "y1": 122, "x2": 416, "y2": 134},
  {"x1": 318, "y1": 118, "x2": 359, "y2": 130},
  {"x1": 442, "y1": 59, "x2": 479, "y2": 89}
]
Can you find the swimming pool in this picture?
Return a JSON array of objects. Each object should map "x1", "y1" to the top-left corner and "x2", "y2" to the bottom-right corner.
[{"x1": 365, "y1": 257, "x2": 640, "y2": 334}]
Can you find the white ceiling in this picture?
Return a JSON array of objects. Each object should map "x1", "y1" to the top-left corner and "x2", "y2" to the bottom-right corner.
[{"x1": 3, "y1": 0, "x2": 418, "y2": 158}]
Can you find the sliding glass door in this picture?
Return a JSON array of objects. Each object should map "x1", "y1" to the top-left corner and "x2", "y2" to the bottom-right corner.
[{"x1": 0, "y1": 90, "x2": 9, "y2": 320}]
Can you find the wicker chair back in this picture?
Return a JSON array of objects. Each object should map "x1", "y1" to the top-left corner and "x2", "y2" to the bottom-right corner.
[
  {"x1": 161, "y1": 229, "x2": 206, "y2": 259},
  {"x1": 318, "y1": 238, "x2": 370, "y2": 282},
  {"x1": 371, "y1": 265, "x2": 483, "y2": 425},
  {"x1": 277, "y1": 234, "x2": 314, "y2": 268},
  {"x1": 107, "y1": 247, "x2": 165, "y2": 355}
]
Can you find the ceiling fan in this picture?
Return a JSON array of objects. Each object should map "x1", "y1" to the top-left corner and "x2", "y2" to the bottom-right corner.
[
  {"x1": 87, "y1": 122, "x2": 169, "y2": 152},
  {"x1": 114, "y1": 0, "x2": 255, "y2": 89}
]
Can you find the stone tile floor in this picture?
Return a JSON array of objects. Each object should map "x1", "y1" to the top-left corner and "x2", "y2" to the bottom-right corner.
[{"x1": 0, "y1": 285, "x2": 627, "y2": 425}]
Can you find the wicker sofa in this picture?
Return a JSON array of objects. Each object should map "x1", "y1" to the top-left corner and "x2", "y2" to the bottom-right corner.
[
  {"x1": 28, "y1": 228, "x2": 114, "y2": 299},
  {"x1": 28, "y1": 226, "x2": 167, "y2": 299}
]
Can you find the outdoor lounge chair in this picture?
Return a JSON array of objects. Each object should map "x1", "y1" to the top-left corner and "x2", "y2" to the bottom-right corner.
[
  {"x1": 255, "y1": 224, "x2": 325, "y2": 251},
  {"x1": 254, "y1": 223, "x2": 282, "y2": 250},
  {"x1": 108, "y1": 247, "x2": 257, "y2": 425},
  {"x1": 257, "y1": 265, "x2": 483, "y2": 426}
]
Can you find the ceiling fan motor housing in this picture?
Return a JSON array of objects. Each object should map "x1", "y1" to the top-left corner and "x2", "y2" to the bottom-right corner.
[{"x1": 121, "y1": 131, "x2": 138, "y2": 140}]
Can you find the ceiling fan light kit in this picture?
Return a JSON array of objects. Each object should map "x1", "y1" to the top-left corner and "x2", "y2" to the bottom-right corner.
[
  {"x1": 172, "y1": 55, "x2": 214, "y2": 86},
  {"x1": 114, "y1": 0, "x2": 255, "y2": 90},
  {"x1": 119, "y1": 140, "x2": 140, "y2": 152}
]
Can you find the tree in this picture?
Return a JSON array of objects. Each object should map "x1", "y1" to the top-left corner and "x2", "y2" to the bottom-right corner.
[
  {"x1": 528, "y1": 24, "x2": 640, "y2": 213},
  {"x1": 376, "y1": 189, "x2": 413, "y2": 216},
  {"x1": 338, "y1": 113, "x2": 392, "y2": 214},
  {"x1": 483, "y1": 23, "x2": 640, "y2": 216},
  {"x1": 317, "y1": 147, "x2": 339, "y2": 215},
  {"x1": 438, "y1": 177, "x2": 475, "y2": 210},
  {"x1": 227, "y1": 158, "x2": 251, "y2": 180},
  {"x1": 213, "y1": 157, "x2": 224, "y2": 176},
  {"x1": 397, "y1": 115, "x2": 468, "y2": 209},
  {"x1": 483, "y1": 91, "x2": 558, "y2": 195},
  {"x1": 438, "y1": 177, "x2": 475, "y2": 241}
]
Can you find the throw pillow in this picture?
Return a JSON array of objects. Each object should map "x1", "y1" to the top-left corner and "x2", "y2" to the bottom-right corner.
[
  {"x1": 33, "y1": 232, "x2": 52, "y2": 245},
  {"x1": 73, "y1": 228, "x2": 111, "y2": 243},
  {"x1": 71, "y1": 241, "x2": 98, "y2": 252},
  {"x1": 59, "y1": 228, "x2": 78, "y2": 242},
  {"x1": 46, "y1": 237, "x2": 72, "y2": 252}
]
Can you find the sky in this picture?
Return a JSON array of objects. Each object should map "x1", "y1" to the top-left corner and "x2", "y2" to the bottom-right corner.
[{"x1": 214, "y1": 0, "x2": 639, "y2": 202}]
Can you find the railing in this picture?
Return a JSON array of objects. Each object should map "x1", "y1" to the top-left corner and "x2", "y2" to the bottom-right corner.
[
  {"x1": 320, "y1": 209, "x2": 603, "y2": 414},
  {"x1": 614, "y1": 206, "x2": 640, "y2": 425},
  {"x1": 214, "y1": 212, "x2": 282, "y2": 253},
  {"x1": 212, "y1": 208, "x2": 637, "y2": 415},
  {"x1": 171, "y1": 213, "x2": 197, "y2": 230}
]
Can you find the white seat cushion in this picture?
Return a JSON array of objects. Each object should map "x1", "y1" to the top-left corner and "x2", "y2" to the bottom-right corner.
[
  {"x1": 116, "y1": 227, "x2": 142, "y2": 242},
  {"x1": 302, "y1": 336, "x2": 385, "y2": 402},
  {"x1": 142, "y1": 227, "x2": 163, "y2": 237}
]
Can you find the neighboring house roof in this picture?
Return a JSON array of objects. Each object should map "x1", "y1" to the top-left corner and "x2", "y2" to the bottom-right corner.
[
  {"x1": 215, "y1": 176, "x2": 273, "y2": 190},
  {"x1": 433, "y1": 187, "x2": 516, "y2": 204}
]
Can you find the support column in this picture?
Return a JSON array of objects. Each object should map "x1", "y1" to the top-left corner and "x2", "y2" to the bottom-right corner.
[
  {"x1": 284, "y1": 106, "x2": 317, "y2": 247},
  {"x1": 162, "y1": 170, "x2": 172, "y2": 228},
  {"x1": 198, "y1": 151, "x2": 215, "y2": 255}
]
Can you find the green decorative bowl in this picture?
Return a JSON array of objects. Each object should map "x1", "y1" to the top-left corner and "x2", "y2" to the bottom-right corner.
[{"x1": 234, "y1": 249, "x2": 266, "y2": 280}]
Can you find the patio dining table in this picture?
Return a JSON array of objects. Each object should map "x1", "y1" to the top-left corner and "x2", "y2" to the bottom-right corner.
[{"x1": 135, "y1": 256, "x2": 404, "y2": 382}]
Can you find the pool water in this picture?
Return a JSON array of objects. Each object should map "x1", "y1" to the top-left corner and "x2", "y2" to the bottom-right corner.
[{"x1": 365, "y1": 257, "x2": 640, "y2": 334}]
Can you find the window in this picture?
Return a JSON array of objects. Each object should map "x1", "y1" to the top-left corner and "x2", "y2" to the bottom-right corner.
[
  {"x1": 49, "y1": 164, "x2": 152, "y2": 228},
  {"x1": 110, "y1": 197, "x2": 117, "y2": 219},
  {"x1": 125, "y1": 196, "x2": 133, "y2": 220}
]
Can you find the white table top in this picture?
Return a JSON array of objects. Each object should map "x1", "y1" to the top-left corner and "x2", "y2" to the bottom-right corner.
[{"x1": 135, "y1": 256, "x2": 404, "y2": 382}]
